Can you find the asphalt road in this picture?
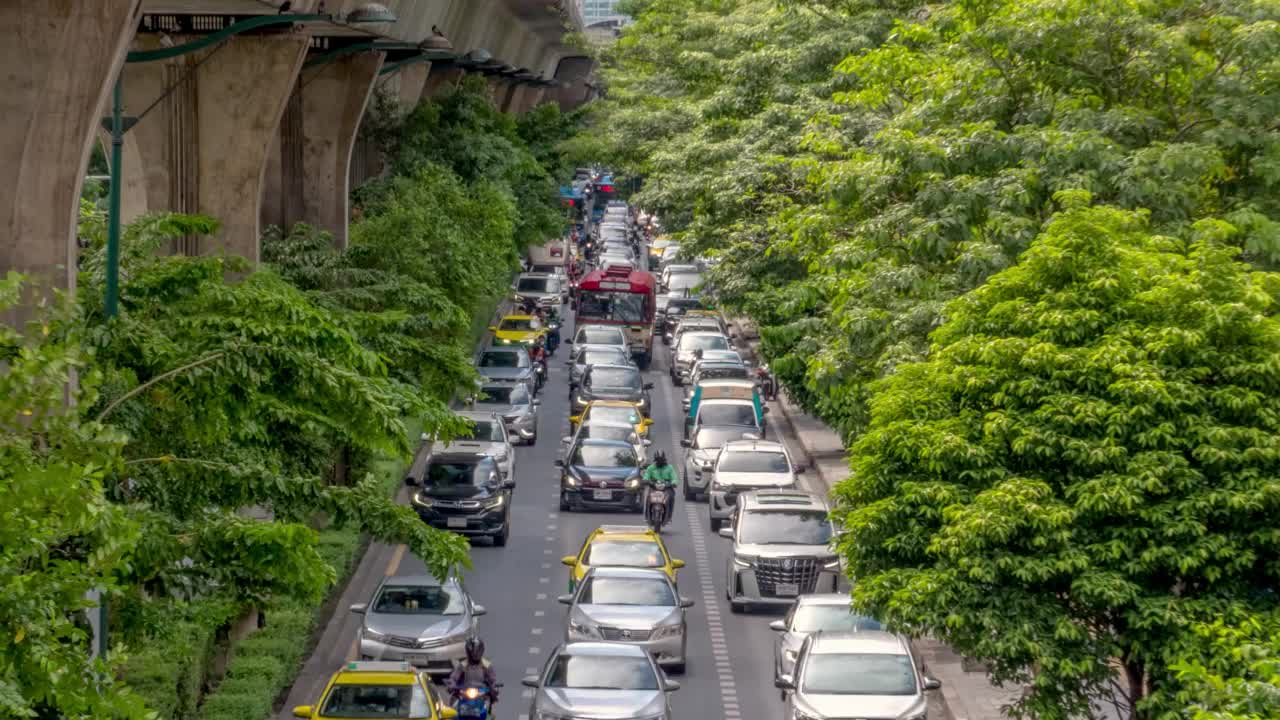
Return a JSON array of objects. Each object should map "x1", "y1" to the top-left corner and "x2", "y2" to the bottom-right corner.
[{"x1": 394, "y1": 312, "x2": 787, "y2": 720}]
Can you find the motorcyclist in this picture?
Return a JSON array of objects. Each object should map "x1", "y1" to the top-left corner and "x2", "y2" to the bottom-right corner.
[
  {"x1": 529, "y1": 336, "x2": 548, "y2": 389},
  {"x1": 642, "y1": 451, "x2": 678, "y2": 523},
  {"x1": 448, "y1": 638, "x2": 499, "y2": 704},
  {"x1": 545, "y1": 306, "x2": 562, "y2": 354}
]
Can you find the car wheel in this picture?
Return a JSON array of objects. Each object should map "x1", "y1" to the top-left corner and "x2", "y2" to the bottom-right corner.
[
  {"x1": 668, "y1": 662, "x2": 686, "y2": 675},
  {"x1": 683, "y1": 483, "x2": 695, "y2": 501},
  {"x1": 493, "y1": 521, "x2": 509, "y2": 547},
  {"x1": 559, "y1": 493, "x2": 571, "y2": 512},
  {"x1": 709, "y1": 517, "x2": 721, "y2": 532},
  {"x1": 730, "y1": 601, "x2": 746, "y2": 614},
  {"x1": 527, "y1": 432, "x2": 537, "y2": 446}
]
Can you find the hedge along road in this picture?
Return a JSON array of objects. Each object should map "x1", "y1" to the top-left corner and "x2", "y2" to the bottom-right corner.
[{"x1": 280, "y1": 311, "x2": 800, "y2": 720}]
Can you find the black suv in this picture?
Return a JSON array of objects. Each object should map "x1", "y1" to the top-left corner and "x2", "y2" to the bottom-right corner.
[
  {"x1": 571, "y1": 363, "x2": 654, "y2": 418},
  {"x1": 407, "y1": 453, "x2": 514, "y2": 546}
]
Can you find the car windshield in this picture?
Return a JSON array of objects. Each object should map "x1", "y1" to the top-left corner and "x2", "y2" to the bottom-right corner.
[
  {"x1": 738, "y1": 510, "x2": 833, "y2": 545},
  {"x1": 698, "y1": 404, "x2": 758, "y2": 427},
  {"x1": 532, "y1": 265, "x2": 561, "y2": 275},
  {"x1": 479, "y1": 385, "x2": 528, "y2": 405},
  {"x1": 424, "y1": 462, "x2": 480, "y2": 488},
  {"x1": 321, "y1": 683, "x2": 431, "y2": 718},
  {"x1": 791, "y1": 607, "x2": 883, "y2": 633},
  {"x1": 583, "y1": 540, "x2": 664, "y2": 568},
  {"x1": 680, "y1": 334, "x2": 729, "y2": 352},
  {"x1": 581, "y1": 425, "x2": 636, "y2": 444},
  {"x1": 656, "y1": 296, "x2": 672, "y2": 312},
  {"x1": 544, "y1": 655, "x2": 659, "y2": 691},
  {"x1": 499, "y1": 317, "x2": 538, "y2": 331},
  {"x1": 518, "y1": 277, "x2": 551, "y2": 293},
  {"x1": 588, "y1": 367, "x2": 641, "y2": 389},
  {"x1": 579, "y1": 348, "x2": 629, "y2": 366},
  {"x1": 696, "y1": 365, "x2": 750, "y2": 381},
  {"x1": 459, "y1": 420, "x2": 504, "y2": 442},
  {"x1": 667, "y1": 273, "x2": 703, "y2": 291},
  {"x1": 668, "y1": 298, "x2": 702, "y2": 312},
  {"x1": 373, "y1": 584, "x2": 465, "y2": 615},
  {"x1": 578, "y1": 577, "x2": 675, "y2": 606},
  {"x1": 694, "y1": 426, "x2": 752, "y2": 449},
  {"x1": 719, "y1": 451, "x2": 789, "y2": 473},
  {"x1": 578, "y1": 327, "x2": 626, "y2": 345},
  {"x1": 578, "y1": 291, "x2": 647, "y2": 324},
  {"x1": 802, "y1": 653, "x2": 917, "y2": 695},
  {"x1": 571, "y1": 444, "x2": 638, "y2": 468},
  {"x1": 479, "y1": 351, "x2": 524, "y2": 368},
  {"x1": 590, "y1": 406, "x2": 642, "y2": 425}
]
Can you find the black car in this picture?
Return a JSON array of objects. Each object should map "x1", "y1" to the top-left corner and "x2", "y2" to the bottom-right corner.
[
  {"x1": 407, "y1": 453, "x2": 514, "y2": 546},
  {"x1": 660, "y1": 297, "x2": 707, "y2": 342},
  {"x1": 571, "y1": 364, "x2": 654, "y2": 418},
  {"x1": 556, "y1": 438, "x2": 644, "y2": 512}
]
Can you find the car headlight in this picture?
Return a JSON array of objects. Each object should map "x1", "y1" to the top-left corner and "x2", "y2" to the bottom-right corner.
[
  {"x1": 569, "y1": 619, "x2": 600, "y2": 638},
  {"x1": 575, "y1": 395, "x2": 589, "y2": 406},
  {"x1": 362, "y1": 628, "x2": 388, "y2": 642},
  {"x1": 626, "y1": 477, "x2": 641, "y2": 490},
  {"x1": 824, "y1": 558, "x2": 842, "y2": 571},
  {"x1": 784, "y1": 649, "x2": 797, "y2": 661},
  {"x1": 733, "y1": 555, "x2": 756, "y2": 568},
  {"x1": 564, "y1": 474, "x2": 578, "y2": 487},
  {"x1": 651, "y1": 623, "x2": 683, "y2": 639},
  {"x1": 493, "y1": 451, "x2": 509, "y2": 463},
  {"x1": 637, "y1": 396, "x2": 647, "y2": 407},
  {"x1": 412, "y1": 492, "x2": 433, "y2": 507},
  {"x1": 483, "y1": 495, "x2": 505, "y2": 510}
]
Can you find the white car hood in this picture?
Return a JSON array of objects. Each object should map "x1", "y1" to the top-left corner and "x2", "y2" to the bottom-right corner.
[{"x1": 713, "y1": 471, "x2": 794, "y2": 488}]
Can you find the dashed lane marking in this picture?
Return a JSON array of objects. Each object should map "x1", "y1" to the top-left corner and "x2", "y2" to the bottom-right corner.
[{"x1": 685, "y1": 502, "x2": 738, "y2": 718}]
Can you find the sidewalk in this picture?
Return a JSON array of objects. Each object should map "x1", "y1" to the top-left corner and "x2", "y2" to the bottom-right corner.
[{"x1": 730, "y1": 317, "x2": 1024, "y2": 720}]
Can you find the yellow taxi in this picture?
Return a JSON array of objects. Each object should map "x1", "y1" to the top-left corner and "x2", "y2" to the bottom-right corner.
[
  {"x1": 292, "y1": 661, "x2": 458, "y2": 719},
  {"x1": 488, "y1": 314, "x2": 545, "y2": 346},
  {"x1": 560, "y1": 525, "x2": 685, "y2": 592},
  {"x1": 570, "y1": 400, "x2": 654, "y2": 438}
]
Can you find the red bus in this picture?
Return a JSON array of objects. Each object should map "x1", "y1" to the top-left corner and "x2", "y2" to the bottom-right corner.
[{"x1": 574, "y1": 263, "x2": 657, "y2": 367}]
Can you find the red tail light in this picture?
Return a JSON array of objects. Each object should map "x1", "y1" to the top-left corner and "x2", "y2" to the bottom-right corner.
[{"x1": 601, "y1": 184, "x2": 614, "y2": 193}]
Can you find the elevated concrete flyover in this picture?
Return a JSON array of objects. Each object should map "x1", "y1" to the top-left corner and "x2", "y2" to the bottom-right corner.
[{"x1": 0, "y1": 0, "x2": 595, "y2": 318}]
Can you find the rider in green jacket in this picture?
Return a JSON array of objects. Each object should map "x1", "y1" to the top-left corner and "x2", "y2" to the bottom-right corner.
[{"x1": 643, "y1": 451, "x2": 678, "y2": 522}]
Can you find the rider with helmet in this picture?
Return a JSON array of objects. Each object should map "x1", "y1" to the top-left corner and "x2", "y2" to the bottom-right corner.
[
  {"x1": 642, "y1": 451, "x2": 678, "y2": 523},
  {"x1": 448, "y1": 638, "x2": 499, "y2": 703}
]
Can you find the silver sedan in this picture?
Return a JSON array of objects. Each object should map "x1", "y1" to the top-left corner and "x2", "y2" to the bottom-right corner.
[
  {"x1": 770, "y1": 593, "x2": 883, "y2": 684},
  {"x1": 523, "y1": 641, "x2": 679, "y2": 720},
  {"x1": 559, "y1": 567, "x2": 693, "y2": 673}
]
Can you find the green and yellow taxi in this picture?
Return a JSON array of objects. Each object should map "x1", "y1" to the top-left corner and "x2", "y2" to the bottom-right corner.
[
  {"x1": 569, "y1": 399, "x2": 654, "y2": 439},
  {"x1": 488, "y1": 314, "x2": 546, "y2": 346},
  {"x1": 561, "y1": 525, "x2": 685, "y2": 592},
  {"x1": 292, "y1": 661, "x2": 458, "y2": 720}
]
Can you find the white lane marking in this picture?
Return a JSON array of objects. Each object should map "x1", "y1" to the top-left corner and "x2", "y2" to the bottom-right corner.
[
  {"x1": 543, "y1": 548, "x2": 553, "y2": 554},
  {"x1": 538, "y1": 577, "x2": 549, "y2": 584},
  {"x1": 544, "y1": 535, "x2": 555, "y2": 542},
  {"x1": 546, "y1": 524, "x2": 558, "y2": 530},
  {"x1": 541, "y1": 562, "x2": 551, "y2": 569},
  {"x1": 685, "y1": 502, "x2": 739, "y2": 714},
  {"x1": 526, "y1": 666, "x2": 537, "y2": 674},
  {"x1": 519, "y1": 714, "x2": 529, "y2": 720},
  {"x1": 536, "y1": 593, "x2": 547, "y2": 600},
  {"x1": 528, "y1": 647, "x2": 541, "y2": 654},
  {"x1": 531, "y1": 627, "x2": 543, "y2": 635},
  {"x1": 534, "y1": 610, "x2": 545, "y2": 617},
  {"x1": 522, "y1": 688, "x2": 535, "y2": 699}
]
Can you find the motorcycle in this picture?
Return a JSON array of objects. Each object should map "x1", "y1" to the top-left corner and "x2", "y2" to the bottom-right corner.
[
  {"x1": 451, "y1": 683, "x2": 501, "y2": 720},
  {"x1": 755, "y1": 365, "x2": 777, "y2": 401},
  {"x1": 645, "y1": 482, "x2": 673, "y2": 533}
]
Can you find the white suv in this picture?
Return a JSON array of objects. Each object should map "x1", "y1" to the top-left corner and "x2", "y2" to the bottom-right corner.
[
  {"x1": 708, "y1": 440, "x2": 802, "y2": 531},
  {"x1": 719, "y1": 490, "x2": 841, "y2": 612}
]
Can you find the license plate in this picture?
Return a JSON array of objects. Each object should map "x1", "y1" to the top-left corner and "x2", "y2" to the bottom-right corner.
[
  {"x1": 447, "y1": 517, "x2": 468, "y2": 529},
  {"x1": 459, "y1": 705, "x2": 484, "y2": 717},
  {"x1": 593, "y1": 489, "x2": 613, "y2": 501},
  {"x1": 403, "y1": 654, "x2": 431, "y2": 665},
  {"x1": 775, "y1": 583, "x2": 799, "y2": 597}
]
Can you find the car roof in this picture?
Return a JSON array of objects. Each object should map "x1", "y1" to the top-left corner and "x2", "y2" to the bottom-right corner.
[
  {"x1": 587, "y1": 363, "x2": 637, "y2": 373},
  {"x1": 378, "y1": 574, "x2": 456, "y2": 588},
  {"x1": 584, "y1": 566, "x2": 673, "y2": 581},
  {"x1": 740, "y1": 489, "x2": 828, "y2": 510},
  {"x1": 501, "y1": 314, "x2": 536, "y2": 321},
  {"x1": 430, "y1": 451, "x2": 496, "y2": 465},
  {"x1": 809, "y1": 631, "x2": 909, "y2": 655},
  {"x1": 559, "y1": 641, "x2": 650, "y2": 658},
  {"x1": 722, "y1": 439, "x2": 786, "y2": 453},
  {"x1": 333, "y1": 661, "x2": 418, "y2": 685},
  {"x1": 795, "y1": 593, "x2": 853, "y2": 607},
  {"x1": 453, "y1": 410, "x2": 503, "y2": 422},
  {"x1": 577, "y1": 325, "x2": 625, "y2": 335},
  {"x1": 593, "y1": 524, "x2": 656, "y2": 536},
  {"x1": 578, "y1": 344, "x2": 629, "y2": 355},
  {"x1": 697, "y1": 378, "x2": 756, "y2": 388},
  {"x1": 681, "y1": 331, "x2": 728, "y2": 339},
  {"x1": 577, "y1": 438, "x2": 635, "y2": 450},
  {"x1": 580, "y1": 419, "x2": 637, "y2": 431},
  {"x1": 589, "y1": 399, "x2": 641, "y2": 408}
]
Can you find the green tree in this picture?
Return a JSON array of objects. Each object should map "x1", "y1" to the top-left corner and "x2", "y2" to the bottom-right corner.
[
  {"x1": 0, "y1": 274, "x2": 150, "y2": 719},
  {"x1": 1171, "y1": 613, "x2": 1280, "y2": 719},
  {"x1": 835, "y1": 202, "x2": 1280, "y2": 719}
]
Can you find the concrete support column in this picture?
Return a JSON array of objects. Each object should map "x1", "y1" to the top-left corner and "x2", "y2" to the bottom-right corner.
[
  {"x1": 298, "y1": 51, "x2": 384, "y2": 249},
  {"x1": 0, "y1": 0, "x2": 140, "y2": 320},
  {"x1": 487, "y1": 76, "x2": 511, "y2": 106},
  {"x1": 523, "y1": 86, "x2": 548, "y2": 113},
  {"x1": 499, "y1": 82, "x2": 522, "y2": 113},
  {"x1": 422, "y1": 65, "x2": 465, "y2": 98},
  {"x1": 394, "y1": 62, "x2": 431, "y2": 109}
]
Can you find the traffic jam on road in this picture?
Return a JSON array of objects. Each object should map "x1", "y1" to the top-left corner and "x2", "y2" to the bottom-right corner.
[{"x1": 289, "y1": 169, "x2": 942, "y2": 720}]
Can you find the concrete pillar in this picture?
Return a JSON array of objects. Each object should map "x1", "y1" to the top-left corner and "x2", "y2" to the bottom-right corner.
[
  {"x1": 0, "y1": 0, "x2": 140, "y2": 322},
  {"x1": 422, "y1": 65, "x2": 465, "y2": 98},
  {"x1": 118, "y1": 34, "x2": 308, "y2": 262},
  {"x1": 298, "y1": 51, "x2": 384, "y2": 249},
  {"x1": 523, "y1": 86, "x2": 548, "y2": 113},
  {"x1": 394, "y1": 62, "x2": 431, "y2": 109},
  {"x1": 487, "y1": 76, "x2": 511, "y2": 106},
  {"x1": 499, "y1": 82, "x2": 522, "y2": 113}
]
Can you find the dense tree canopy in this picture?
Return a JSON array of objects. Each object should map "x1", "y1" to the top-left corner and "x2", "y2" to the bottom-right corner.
[{"x1": 589, "y1": 0, "x2": 1280, "y2": 716}]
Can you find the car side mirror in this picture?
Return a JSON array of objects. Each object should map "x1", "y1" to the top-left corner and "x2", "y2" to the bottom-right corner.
[
  {"x1": 404, "y1": 475, "x2": 418, "y2": 486},
  {"x1": 557, "y1": 594, "x2": 574, "y2": 605},
  {"x1": 643, "y1": 439, "x2": 652, "y2": 446},
  {"x1": 500, "y1": 480, "x2": 516, "y2": 490},
  {"x1": 532, "y1": 398, "x2": 542, "y2": 406},
  {"x1": 774, "y1": 675, "x2": 794, "y2": 690},
  {"x1": 663, "y1": 679, "x2": 681, "y2": 692},
  {"x1": 420, "y1": 431, "x2": 430, "y2": 442},
  {"x1": 350, "y1": 603, "x2": 368, "y2": 614},
  {"x1": 488, "y1": 326, "x2": 497, "y2": 332},
  {"x1": 718, "y1": 527, "x2": 734, "y2": 539},
  {"x1": 522, "y1": 675, "x2": 540, "y2": 688},
  {"x1": 564, "y1": 338, "x2": 573, "y2": 344},
  {"x1": 671, "y1": 559, "x2": 685, "y2": 569},
  {"x1": 561, "y1": 436, "x2": 572, "y2": 444},
  {"x1": 769, "y1": 620, "x2": 786, "y2": 632},
  {"x1": 793, "y1": 465, "x2": 806, "y2": 474},
  {"x1": 473, "y1": 604, "x2": 487, "y2": 616},
  {"x1": 643, "y1": 382, "x2": 654, "y2": 390},
  {"x1": 680, "y1": 439, "x2": 691, "y2": 448},
  {"x1": 561, "y1": 556, "x2": 578, "y2": 566},
  {"x1": 680, "y1": 597, "x2": 695, "y2": 608},
  {"x1": 293, "y1": 706, "x2": 315, "y2": 719},
  {"x1": 554, "y1": 459, "x2": 565, "y2": 467},
  {"x1": 924, "y1": 677, "x2": 942, "y2": 691}
]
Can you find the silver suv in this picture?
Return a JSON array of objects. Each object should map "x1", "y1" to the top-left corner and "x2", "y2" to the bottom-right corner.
[
  {"x1": 718, "y1": 490, "x2": 841, "y2": 612},
  {"x1": 708, "y1": 440, "x2": 801, "y2": 531},
  {"x1": 559, "y1": 566, "x2": 694, "y2": 674},
  {"x1": 777, "y1": 631, "x2": 939, "y2": 720}
]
